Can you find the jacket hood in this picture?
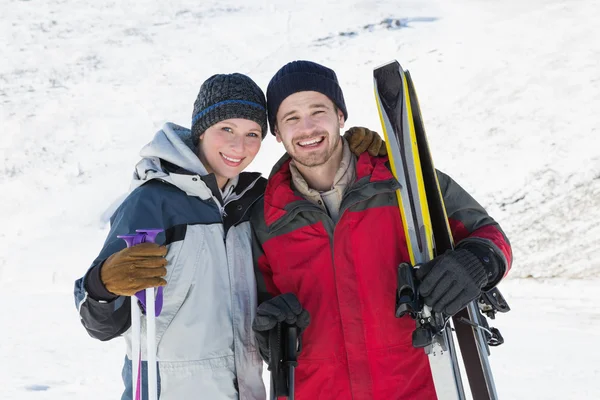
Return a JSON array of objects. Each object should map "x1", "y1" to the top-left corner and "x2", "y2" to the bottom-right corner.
[
  {"x1": 127, "y1": 122, "x2": 217, "y2": 201},
  {"x1": 133, "y1": 122, "x2": 208, "y2": 181}
]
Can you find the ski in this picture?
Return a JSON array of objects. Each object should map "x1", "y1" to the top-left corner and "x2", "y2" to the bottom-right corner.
[
  {"x1": 373, "y1": 60, "x2": 507, "y2": 400},
  {"x1": 404, "y1": 69, "x2": 501, "y2": 400},
  {"x1": 373, "y1": 60, "x2": 465, "y2": 400}
]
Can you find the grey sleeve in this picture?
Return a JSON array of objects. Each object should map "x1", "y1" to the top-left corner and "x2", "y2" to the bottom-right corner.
[
  {"x1": 437, "y1": 169, "x2": 512, "y2": 285},
  {"x1": 250, "y1": 199, "x2": 278, "y2": 305}
]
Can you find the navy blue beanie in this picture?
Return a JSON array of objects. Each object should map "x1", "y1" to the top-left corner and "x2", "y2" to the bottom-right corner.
[{"x1": 266, "y1": 60, "x2": 348, "y2": 135}]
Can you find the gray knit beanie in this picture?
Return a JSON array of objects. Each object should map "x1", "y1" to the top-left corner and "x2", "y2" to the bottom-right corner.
[{"x1": 191, "y1": 73, "x2": 267, "y2": 145}]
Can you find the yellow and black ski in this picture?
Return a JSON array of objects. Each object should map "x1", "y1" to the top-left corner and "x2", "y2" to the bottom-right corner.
[{"x1": 374, "y1": 60, "x2": 503, "y2": 400}]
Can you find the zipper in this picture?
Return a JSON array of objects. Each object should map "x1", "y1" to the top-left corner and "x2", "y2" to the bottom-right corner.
[{"x1": 213, "y1": 175, "x2": 263, "y2": 220}]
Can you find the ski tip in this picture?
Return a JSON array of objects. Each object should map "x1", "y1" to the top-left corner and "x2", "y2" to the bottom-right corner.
[
  {"x1": 373, "y1": 59, "x2": 400, "y2": 72},
  {"x1": 373, "y1": 59, "x2": 412, "y2": 79}
]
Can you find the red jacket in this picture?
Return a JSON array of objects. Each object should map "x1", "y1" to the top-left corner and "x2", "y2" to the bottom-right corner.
[{"x1": 251, "y1": 153, "x2": 512, "y2": 400}]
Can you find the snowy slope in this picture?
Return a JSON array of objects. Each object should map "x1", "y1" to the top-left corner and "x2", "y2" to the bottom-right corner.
[
  {"x1": 2, "y1": 279, "x2": 598, "y2": 399},
  {"x1": 1, "y1": 0, "x2": 599, "y2": 398}
]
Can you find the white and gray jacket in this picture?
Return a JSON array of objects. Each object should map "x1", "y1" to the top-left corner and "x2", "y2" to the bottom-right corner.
[{"x1": 74, "y1": 123, "x2": 267, "y2": 400}]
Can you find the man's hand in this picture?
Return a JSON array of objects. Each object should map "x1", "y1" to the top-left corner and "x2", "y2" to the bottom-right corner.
[
  {"x1": 344, "y1": 127, "x2": 387, "y2": 157},
  {"x1": 415, "y1": 247, "x2": 490, "y2": 316},
  {"x1": 252, "y1": 293, "x2": 310, "y2": 363},
  {"x1": 100, "y1": 242, "x2": 168, "y2": 296}
]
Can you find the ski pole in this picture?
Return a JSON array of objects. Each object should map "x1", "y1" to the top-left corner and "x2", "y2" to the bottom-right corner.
[
  {"x1": 118, "y1": 229, "x2": 164, "y2": 400},
  {"x1": 269, "y1": 323, "x2": 300, "y2": 400},
  {"x1": 269, "y1": 324, "x2": 282, "y2": 400},
  {"x1": 283, "y1": 324, "x2": 299, "y2": 400}
]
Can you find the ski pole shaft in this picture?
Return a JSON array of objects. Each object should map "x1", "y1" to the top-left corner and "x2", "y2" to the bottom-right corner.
[
  {"x1": 284, "y1": 325, "x2": 299, "y2": 400},
  {"x1": 146, "y1": 286, "x2": 157, "y2": 400},
  {"x1": 269, "y1": 323, "x2": 301, "y2": 399},
  {"x1": 118, "y1": 235, "x2": 144, "y2": 399},
  {"x1": 137, "y1": 230, "x2": 162, "y2": 400},
  {"x1": 269, "y1": 323, "x2": 282, "y2": 400}
]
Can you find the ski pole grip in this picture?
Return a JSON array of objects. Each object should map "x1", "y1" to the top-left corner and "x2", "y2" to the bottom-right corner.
[
  {"x1": 136, "y1": 229, "x2": 163, "y2": 244},
  {"x1": 117, "y1": 229, "x2": 165, "y2": 317},
  {"x1": 117, "y1": 235, "x2": 138, "y2": 248},
  {"x1": 284, "y1": 324, "x2": 299, "y2": 367}
]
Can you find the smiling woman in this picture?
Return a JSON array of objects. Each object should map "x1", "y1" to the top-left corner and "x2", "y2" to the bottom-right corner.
[
  {"x1": 197, "y1": 118, "x2": 263, "y2": 189},
  {"x1": 74, "y1": 72, "x2": 271, "y2": 400},
  {"x1": 191, "y1": 73, "x2": 268, "y2": 191}
]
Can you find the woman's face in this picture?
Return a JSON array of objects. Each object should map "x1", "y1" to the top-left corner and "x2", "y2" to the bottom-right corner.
[{"x1": 197, "y1": 118, "x2": 262, "y2": 189}]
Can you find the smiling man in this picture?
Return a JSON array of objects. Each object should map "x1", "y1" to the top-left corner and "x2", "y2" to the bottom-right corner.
[{"x1": 250, "y1": 60, "x2": 512, "y2": 399}]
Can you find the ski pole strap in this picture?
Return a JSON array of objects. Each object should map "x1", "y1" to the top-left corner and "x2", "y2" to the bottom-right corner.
[
  {"x1": 135, "y1": 355, "x2": 142, "y2": 400},
  {"x1": 134, "y1": 287, "x2": 164, "y2": 317}
]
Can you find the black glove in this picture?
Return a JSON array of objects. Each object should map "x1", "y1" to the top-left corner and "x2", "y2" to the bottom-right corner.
[
  {"x1": 252, "y1": 293, "x2": 310, "y2": 363},
  {"x1": 415, "y1": 242, "x2": 503, "y2": 316}
]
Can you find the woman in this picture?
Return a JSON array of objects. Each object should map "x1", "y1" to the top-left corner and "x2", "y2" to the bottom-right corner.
[{"x1": 73, "y1": 73, "x2": 381, "y2": 399}]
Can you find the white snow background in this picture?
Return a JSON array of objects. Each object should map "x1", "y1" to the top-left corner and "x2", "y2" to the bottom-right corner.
[{"x1": 1, "y1": 0, "x2": 599, "y2": 398}]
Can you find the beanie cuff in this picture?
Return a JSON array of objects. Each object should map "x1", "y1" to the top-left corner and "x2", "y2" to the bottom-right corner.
[
  {"x1": 191, "y1": 100, "x2": 268, "y2": 143},
  {"x1": 267, "y1": 72, "x2": 348, "y2": 134}
]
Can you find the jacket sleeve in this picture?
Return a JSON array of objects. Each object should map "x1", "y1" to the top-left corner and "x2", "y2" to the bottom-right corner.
[
  {"x1": 250, "y1": 199, "x2": 282, "y2": 305},
  {"x1": 73, "y1": 182, "x2": 167, "y2": 341},
  {"x1": 437, "y1": 170, "x2": 512, "y2": 286}
]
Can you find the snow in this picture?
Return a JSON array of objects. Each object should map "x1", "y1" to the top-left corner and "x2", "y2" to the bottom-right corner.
[{"x1": 1, "y1": 0, "x2": 599, "y2": 398}]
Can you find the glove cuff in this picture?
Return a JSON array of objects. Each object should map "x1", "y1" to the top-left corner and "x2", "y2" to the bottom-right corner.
[
  {"x1": 454, "y1": 248, "x2": 488, "y2": 289},
  {"x1": 458, "y1": 241, "x2": 505, "y2": 290},
  {"x1": 84, "y1": 261, "x2": 119, "y2": 302}
]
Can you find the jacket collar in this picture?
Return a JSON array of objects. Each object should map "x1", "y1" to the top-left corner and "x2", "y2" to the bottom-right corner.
[{"x1": 263, "y1": 151, "x2": 395, "y2": 227}]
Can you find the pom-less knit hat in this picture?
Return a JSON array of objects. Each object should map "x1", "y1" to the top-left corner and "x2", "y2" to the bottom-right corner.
[
  {"x1": 266, "y1": 60, "x2": 348, "y2": 135},
  {"x1": 191, "y1": 73, "x2": 267, "y2": 145}
]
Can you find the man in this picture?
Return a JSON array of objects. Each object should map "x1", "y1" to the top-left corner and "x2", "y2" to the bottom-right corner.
[{"x1": 251, "y1": 60, "x2": 512, "y2": 399}]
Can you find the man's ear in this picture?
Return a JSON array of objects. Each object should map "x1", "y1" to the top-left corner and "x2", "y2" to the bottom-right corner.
[
  {"x1": 338, "y1": 109, "x2": 345, "y2": 129},
  {"x1": 274, "y1": 126, "x2": 283, "y2": 143}
]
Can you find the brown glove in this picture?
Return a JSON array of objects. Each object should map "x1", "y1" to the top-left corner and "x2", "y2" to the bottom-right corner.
[
  {"x1": 344, "y1": 126, "x2": 387, "y2": 157},
  {"x1": 100, "y1": 242, "x2": 168, "y2": 296}
]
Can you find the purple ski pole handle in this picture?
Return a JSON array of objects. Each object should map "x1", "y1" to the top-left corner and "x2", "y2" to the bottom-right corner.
[
  {"x1": 137, "y1": 229, "x2": 165, "y2": 317},
  {"x1": 117, "y1": 229, "x2": 165, "y2": 317},
  {"x1": 137, "y1": 229, "x2": 162, "y2": 243}
]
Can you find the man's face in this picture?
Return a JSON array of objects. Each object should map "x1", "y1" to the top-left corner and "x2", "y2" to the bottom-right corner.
[{"x1": 274, "y1": 91, "x2": 345, "y2": 168}]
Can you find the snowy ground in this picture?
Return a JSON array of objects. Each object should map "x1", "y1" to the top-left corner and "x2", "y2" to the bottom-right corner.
[
  {"x1": 2, "y1": 279, "x2": 598, "y2": 399},
  {"x1": 1, "y1": 0, "x2": 599, "y2": 398}
]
